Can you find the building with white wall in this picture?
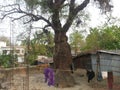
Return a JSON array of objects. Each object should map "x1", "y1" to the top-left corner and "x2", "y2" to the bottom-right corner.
[
  {"x1": 0, "y1": 45, "x2": 25, "y2": 63},
  {"x1": 0, "y1": 41, "x2": 6, "y2": 54}
]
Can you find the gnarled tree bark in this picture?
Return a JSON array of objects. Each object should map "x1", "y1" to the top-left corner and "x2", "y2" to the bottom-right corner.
[{"x1": 53, "y1": 30, "x2": 75, "y2": 87}]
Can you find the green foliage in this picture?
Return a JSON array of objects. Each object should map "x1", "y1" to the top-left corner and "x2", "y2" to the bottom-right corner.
[
  {"x1": 24, "y1": 0, "x2": 52, "y2": 13},
  {"x1": 100, "y1": 26, "x2": 120, "y2": 49},
  {"x1": 21, "y1": 30, "x2": 54, "y2": 64},
  {"x1": 39, "y1": 0, "x2": 51, "y2": 13},
  {"x1": 31, "y1": 30, "x2": 54, "y2": 57},
  {"x1": 24, "y1": 0, "x2": 40, "y2": 9},
  {"x1": 69, "y1": 30, "x2": 85, "y2": 54},
  {"x1": 94, "y1": 0, "x2": 113, "y2": 13},
  {"x1": 85, "y1": 25, "x2": 120, "y2": 51},
  {"x1": 85, "y1": 28, "x2": 101, "y2": 50},
  {"x1": 0, "y1": 54, "x2": 14, "y2": 68}
]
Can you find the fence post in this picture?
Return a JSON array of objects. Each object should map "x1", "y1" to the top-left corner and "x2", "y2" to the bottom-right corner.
[{"x1": 107, "y1": 71, "x2": 113, "y2": 90}]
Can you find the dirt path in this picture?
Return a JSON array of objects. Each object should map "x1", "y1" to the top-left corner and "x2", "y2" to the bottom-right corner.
[
  {"x1": 1, "y1": 67, "x2": 120, "y2": 90},
  {"x1": 9, "y1": 71, "x2": 94, "y2": 90},
  {"x1": 27, "y1": 73, "x2": 94, "y2": 90}
]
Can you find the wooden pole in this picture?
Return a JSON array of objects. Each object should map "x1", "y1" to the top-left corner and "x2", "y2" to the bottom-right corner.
[{"x1": 107, "y1": 71, "x2": 113, "y2": 90}]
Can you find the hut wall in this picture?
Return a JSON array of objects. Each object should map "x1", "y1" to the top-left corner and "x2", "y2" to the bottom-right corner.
[
  {"x1": 92, "y1": 52, "x2": 120, "y2": 76},
  {"x1": 73, "y1": 54, "x2": 92, "y2": 70}
]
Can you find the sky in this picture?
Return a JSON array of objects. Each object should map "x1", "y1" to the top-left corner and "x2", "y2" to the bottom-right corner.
[
  {"x1": 86, "y1": 0, "x2": 120, "y2": 27},
  {"x1": 112, "y1": 0, "x2": 120, "y2": 17},
  {"x1": 0, "y1": 0, "x2": 120, "y2": 44}
]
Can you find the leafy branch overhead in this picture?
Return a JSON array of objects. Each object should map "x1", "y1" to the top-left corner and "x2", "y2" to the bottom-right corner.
[
  {"x1": 0, "y1": 0, "x2": 88, "y2": 30},
  {"x1": 0, "y1": 0, "x2": 112, "y2": 31},
  {"x1": 0, "y1": 4, "x2": 51, "y2": 25}
]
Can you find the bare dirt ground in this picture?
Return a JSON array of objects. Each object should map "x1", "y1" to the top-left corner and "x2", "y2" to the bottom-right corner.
[
  {"x1": 10, "y1": 69, "x2": 95, "y2": 90},
  {"x1": 0, "y1": 68, "x2": 120, "y2": 90}
]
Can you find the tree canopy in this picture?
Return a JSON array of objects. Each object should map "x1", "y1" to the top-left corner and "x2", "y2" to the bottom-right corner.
[
  {"x1": 85, "y1": 25, "x2": 120, "y2": 51},
  {"x1": 69, "y1": 30, "x2": 85, "y2": 55}
]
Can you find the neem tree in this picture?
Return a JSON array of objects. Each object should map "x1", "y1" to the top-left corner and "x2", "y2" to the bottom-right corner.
[{"x1": 0, "y1": 0, "x2": 112, "y2": 87}]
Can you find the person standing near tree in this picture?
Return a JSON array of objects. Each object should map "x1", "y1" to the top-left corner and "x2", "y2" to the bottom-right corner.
[{"x1": 44, "y1": 67, "x2": 54, "y2": 86}]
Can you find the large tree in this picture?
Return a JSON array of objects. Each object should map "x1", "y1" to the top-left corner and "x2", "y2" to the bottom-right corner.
[{"x1": 0, "y1": 0, "x2": 112, "y2": 87}]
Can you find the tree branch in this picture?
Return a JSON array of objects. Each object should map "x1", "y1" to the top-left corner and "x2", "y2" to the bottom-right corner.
[
  {"x1": 63, "y1": 0, "x2": 90, "y2": 32},
  {"x1": 54, "y1": 0, "x2": 66, "y2": 9},
  {"x1": 0, "y1": 11, "x2": 18, "y2": 20},
  {"x1": 60, "y1": 0, "x2": 66, "y2": 5},
  {"x1": 47, "y1": 0, "x2": 54, "y2": 9},
  {"x1": 62, "y1": 0, "x2": 76, "y2": 32},
  {"x1": 0, "y1": 4, "x2": 53, "y2": 28},
  {"x1": 11, "y1": 15, "x2": 27, "y2": 21},
  {"x1": 51, "y1": 0, "x2": 65, "y2": 31},
  {"x1": 75, "y1": 0, "x2": 90, "y2": 13}
]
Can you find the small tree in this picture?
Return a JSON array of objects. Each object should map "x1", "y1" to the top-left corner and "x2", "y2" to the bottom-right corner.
[
  {"x1": 69, "y1": 30, "x2": 85, "y2": 55},
  {"x1": 0, "y1": 54, "x2": 16, "y2": 68},
  {"x1": 20, "y1": 30, "x2": 54, "y2": 64}
]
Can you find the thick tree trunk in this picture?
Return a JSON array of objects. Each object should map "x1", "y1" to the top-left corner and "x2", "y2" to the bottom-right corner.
[{"x1": 53, "y1": 31, "x2": 76, "y2": 87}]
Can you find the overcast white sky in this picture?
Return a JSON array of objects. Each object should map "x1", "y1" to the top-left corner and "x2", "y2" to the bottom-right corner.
[
  {"x1": 0, "y1": 0, "x2": 120, "y2": 41},
  {"x1": 86, "y1": 0, "x2": 120, "y2": 27}
]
